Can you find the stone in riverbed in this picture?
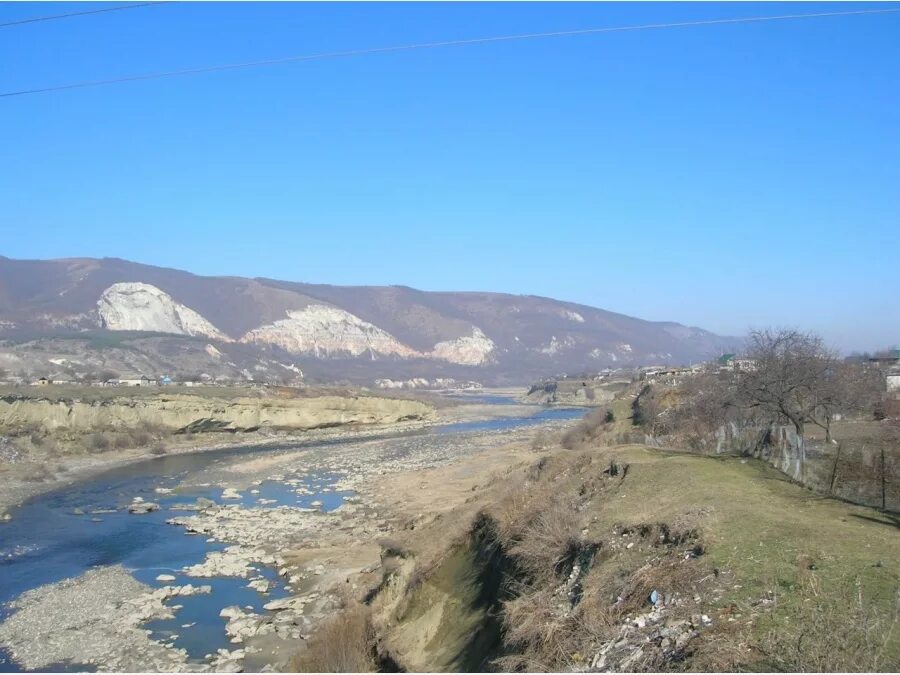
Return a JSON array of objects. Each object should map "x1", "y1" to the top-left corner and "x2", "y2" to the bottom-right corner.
[
  {"x1": 221, "y1": 488, "x2": 242, "y2": 500},
  {"x1": 196, "y1": 497, "x2": 217, "y2": 510},
  {"x1": 128, "y1": 501, "x2": 159, "y2": 514},
  {"x1": 248, "y1": 579, "x2": 271, "y2": 594},
  {"x1": 156, "y1": 574, "x2": 176, "y2": 582}
]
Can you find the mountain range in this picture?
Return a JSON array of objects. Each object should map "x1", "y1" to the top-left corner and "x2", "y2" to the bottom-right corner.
[{"x1": 0, "y1": 256, "x2": 740, "y2": 384}]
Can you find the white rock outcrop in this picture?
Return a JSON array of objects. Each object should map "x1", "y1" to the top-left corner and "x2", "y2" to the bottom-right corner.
[
  {"x1": 98, "y1": 283, "x2": 229, "y2": 341},
  {"x1": 241, "y1": 305, "x2": 419, "y2": 359},
  {"x1": 539, "y1": 335, "x2": 576, "y2": 355},
  {"x1": 429, "y1": 328, "x2": 495, "y2": 366}
]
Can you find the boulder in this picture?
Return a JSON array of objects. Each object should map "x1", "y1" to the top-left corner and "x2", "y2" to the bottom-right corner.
[{"x1": 128, "y1": 502, "x2": 159, "y2": 514}]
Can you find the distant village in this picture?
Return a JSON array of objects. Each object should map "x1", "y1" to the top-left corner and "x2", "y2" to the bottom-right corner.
[
  {"x1": 3, "y1": 349, "x2": 898, "y2": 393},
  {"x1": 27, "y1": 374, "x2": 216, "y2": 388},
  {"x1": 541, "y1": 348, "x2": 900, "y2": 393}
]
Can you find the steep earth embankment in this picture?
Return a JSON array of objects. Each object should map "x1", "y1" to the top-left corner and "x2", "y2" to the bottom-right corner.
[
  {"x1": 298, "y1": 443, "x2": 900, "y2": 672},
  {"x1": 0, "y1": 392, "x2": 432, "y2": 434}
]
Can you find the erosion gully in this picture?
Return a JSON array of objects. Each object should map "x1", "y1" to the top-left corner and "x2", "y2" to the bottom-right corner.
[{"x1": 0, "y1": 395, "x2": 582, "y2": 672}]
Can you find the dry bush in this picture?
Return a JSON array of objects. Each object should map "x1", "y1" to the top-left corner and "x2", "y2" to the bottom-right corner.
[
  {"x1": 150, "y1": 441, "x2": 167, "y2": 455},
  {"x1": 88, "y1": 432, "x2": 111, "y2": 452},
  {"x1": 531, "y1": 429, "x2": 555, "y2": 451},
  {"x1": 20, "y1": 461, "x2": 53, "y2": 482},
  {"x1": 131, "y1": 430, "x2": 154, "y2": 446},
  {"x1": 290, "y1": 601, "x2": 376, "y2": 673},
  {"x1": 507, "y1": 498, "x2": 581, "y2": 582},
  {"x1": 499, "y1": 587, "x2": 579, "y2": 671},
  {"x1": 561, "y1": 407, "x2": 615, "y2": 450}
]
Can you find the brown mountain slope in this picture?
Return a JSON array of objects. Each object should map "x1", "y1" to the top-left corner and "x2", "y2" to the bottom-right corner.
[{"x1": 0, "y1": 256, "x2": 739, "y2": 383}]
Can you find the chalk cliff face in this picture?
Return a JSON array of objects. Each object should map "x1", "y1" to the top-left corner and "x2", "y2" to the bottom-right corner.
[
  {"x1": 242, "y1": 306, "x2": 496, "y2": 365},
  {"x1": 430, "y1": 328, "x2": 495, "y2": 365},
  {"x1": 98, "y1": 283, "x2": 229, "y2": 341},
  {"x1": 241, "y1": 305, "x2": 419, "y2": 359}
]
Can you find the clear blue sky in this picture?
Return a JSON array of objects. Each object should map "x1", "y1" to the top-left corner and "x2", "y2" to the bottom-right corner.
[{"x1": 1, "y1": 2, "x2": 898, "y2": 352}]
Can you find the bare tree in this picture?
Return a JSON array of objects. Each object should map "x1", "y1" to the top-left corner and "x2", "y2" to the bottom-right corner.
[
  {"x1": 738, "y1": 330, "x2": 835, "y2": 435},
  {"x1": 736, "y1": 330, "x2": 838, "y2": 480},
  {"x1": 736, "y1": 329, "x2": 885, "y2": 481}
]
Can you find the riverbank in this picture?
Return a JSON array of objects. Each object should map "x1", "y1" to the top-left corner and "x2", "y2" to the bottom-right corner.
[
  {"x1": 0, "y1": 406, "x2": 582, "y2": 672},
  {"x1": 0, "y1": 386, "x2": 450, "y2": 522},
  {"x1": 304, "y1": 444, "x2": 900, "y2": 672},
  {"x1": 0, "y1": 418, "x2": 434, "y2": 521}
]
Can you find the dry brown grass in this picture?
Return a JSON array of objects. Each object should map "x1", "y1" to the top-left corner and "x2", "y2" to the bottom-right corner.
[
  {"x1": 19, "y1": 461, "x2": 54, "y2": 482},
  {"x1": 290, "y1": 601, "x2": 376, "y2": 673},
  {"x1": 561, "y1": 407, "x2": 615, "y2": 450},
  {"x1": 755, "y1": 577, "x2": 900, "y2": 672},
  {"x1": 343, "y1": 438, "x2": 900, "y2": 672}
]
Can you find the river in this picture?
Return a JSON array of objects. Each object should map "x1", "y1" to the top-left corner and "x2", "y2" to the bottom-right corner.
[{"x1": 0, "y1": 399, "x2": 583, "y2": 672}]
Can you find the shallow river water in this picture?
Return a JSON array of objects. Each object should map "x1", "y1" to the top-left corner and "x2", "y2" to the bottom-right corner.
[{"x1": 0, "y1": 401, "x2": 583, "y2": 672}]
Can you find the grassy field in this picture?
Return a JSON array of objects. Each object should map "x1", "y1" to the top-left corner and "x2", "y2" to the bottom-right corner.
[{"x1": 588, "y1": 445, "x2": 898, "y2": 664}]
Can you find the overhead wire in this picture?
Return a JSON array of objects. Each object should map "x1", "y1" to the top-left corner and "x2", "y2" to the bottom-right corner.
[
  {"x1": 0, "y1": 2, "x2": 167, "y2": 29},
  {"x1": 2, "y1": 7, "x2": 898, "y2": 98}
]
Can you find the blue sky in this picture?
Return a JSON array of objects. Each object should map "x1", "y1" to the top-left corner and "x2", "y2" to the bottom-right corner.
[{"x1": 1, "y1": 2, "x2": 898, "y2": 351}]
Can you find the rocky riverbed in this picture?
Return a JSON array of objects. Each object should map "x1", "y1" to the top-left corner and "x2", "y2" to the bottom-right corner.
[{"x1": 0, "y1": 403, "x2": 583, "y2": 672}]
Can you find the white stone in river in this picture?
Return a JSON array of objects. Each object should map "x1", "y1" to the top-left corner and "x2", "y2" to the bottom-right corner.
[
  {"x1": 310, "y1": 500, "x2": 322, "y2": 507},
  {"x1": 247, "y1": 579, "x2": 271, "y2": 593},
  {"x1": 221, "y1": 488, "x2": 242, "y2": 500},
  {"x1": 156, "y1": 574, "x2": 176, "y2": 582}
]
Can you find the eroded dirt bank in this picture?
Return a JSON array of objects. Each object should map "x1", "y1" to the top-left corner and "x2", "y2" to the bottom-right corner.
[
  {"x1": 0, "y1": 391, "x2": 432, "y2": 434},
  {"x1": 328, "y1": 445, "x2": 900, "y2": 673},
  {"x1": 0, "y1": 389, "x2": 442, "y2": 518}
]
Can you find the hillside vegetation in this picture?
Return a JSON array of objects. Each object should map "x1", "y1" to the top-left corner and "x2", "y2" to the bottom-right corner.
[{"x1": 294, "y1": 442, "x2": 899, "y2": 672}]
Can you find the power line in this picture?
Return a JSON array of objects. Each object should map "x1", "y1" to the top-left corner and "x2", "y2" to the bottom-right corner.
[
  {"x1": 3, "y1": 7, "x2": 898, "y2": 99},
  {"x1": 0, "y1": 2, "x2": 166, "y2": 29}
]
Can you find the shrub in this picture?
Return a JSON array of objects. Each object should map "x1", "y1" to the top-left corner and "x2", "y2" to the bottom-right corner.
[
  {"x1": 290, "y1": 602, "x2": 375, "y2": 672},
  {"x1": 131, "y1": 430, "x2": 153, "y2": 446},
  {"x1": 531, "y1": 430, "x2": 554, "y2": 451},
  {"x1": 88, "y1": 433, "x2": 111, "y2": 452},
  {"x1": 150, "y1": 441, "x2": 167, "y2": 455},
  {"x1": 20, "y1": 462, "x2": 53, "y2": 482},
  {"x1": 561, "y1": 407, "x2": 614, "y2": 450}
]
